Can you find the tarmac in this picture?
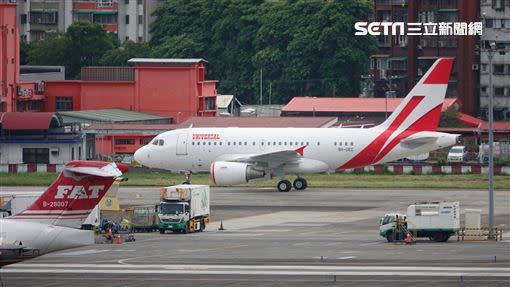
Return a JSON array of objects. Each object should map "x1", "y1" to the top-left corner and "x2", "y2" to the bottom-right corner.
[{"x1": 1, "y1": 186, "x2": 509, "y2": 286}]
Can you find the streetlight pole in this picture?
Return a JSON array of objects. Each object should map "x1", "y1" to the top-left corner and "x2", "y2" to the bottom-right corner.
[{"x1": 487, "y1": 42, "x2": 495, "y2": 234}]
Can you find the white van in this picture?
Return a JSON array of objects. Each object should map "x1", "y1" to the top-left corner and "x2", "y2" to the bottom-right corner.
[{"x1": 447, "y1": 146, "x2": 467, "y2": 163}]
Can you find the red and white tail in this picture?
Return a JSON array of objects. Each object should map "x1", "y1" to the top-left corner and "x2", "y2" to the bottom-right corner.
[
  {"x1": 378, "y1": 58, "x2": 454, "y2": 132},
  {"x1": 10, "y1": 161, "x2": 128, "y2": 228},
  {"x1": 339, "y1": 58, "x2": 454, "y2": 169}
]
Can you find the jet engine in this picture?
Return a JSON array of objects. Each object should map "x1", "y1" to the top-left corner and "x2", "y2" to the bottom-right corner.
[{"x1": 211, "y1": 161, "x2": 265, "y2": 186}]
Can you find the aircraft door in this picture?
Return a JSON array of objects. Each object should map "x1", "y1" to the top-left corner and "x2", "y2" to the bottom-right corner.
[{"x1": 176, "y1": 133, "x2": 188, "y2": 155}]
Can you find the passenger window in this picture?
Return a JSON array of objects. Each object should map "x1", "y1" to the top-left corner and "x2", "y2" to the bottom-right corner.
[
  {"x1": 273, "y1": 142, "x2": 276, "y2": 145},
  {"x1": 284, "y1": 142, "x2": 287, "y2": 146},
  {"x1": 306, "y1": 142, "x2": 309, "y2": 145},
  {"x1": 228, "y1": 142, "x2": 230, "y2": 146},
  {"x1": 339, "y1": 142, "x2": 342, "y2": 146},
  {"x1": 192, "y1": 142, "x2": 195, "y2": 145},
  {"x1": 197, "y1": 142, "x2": 200, "y2": 146},
  {"x1": 345, "y1": 142, "x2": 348, "y2": 146},
  {"x1": 295, "y1": 142, "x2": 299, "y2": 146},
  {"x1": 278, "y1": 142, "x2": 281, "y2": 146},
  {"x1": 252, "y1": 142, "x2": 256, "y2": 146},
  {"x1": 290, "y1": 142, "x2": 293, "y2": 146},
  {"x1": 244, "y1": 142, "x2": 247, "y2": 145},
  {"x1": 208, "y1": 142, "x2": 211, "y2": 145},
  {"x1": 214, "y1": 142, "x2": 217, "y2": 145},
  {"x1": 334, "y1": 142, "x2": 337, "y2": 146},
  {"x1": 317, "y1": 142, "x2": 320, "y2": 146},
  {"x1": 301, "y1": 142, "x2": 304, "y2": 146},
  {"x1": 268, "y1": 142, "x2": 271, "y2": 146},
  {"x1": 159, "y1": 140, "x2": 164, "y2": 146},
  {"x1": 239, "y1": 142, "x2": 242, "y2": 145},
  {"x1": 351, "y1": 142, "x2": 354, "y2": 146},
  {"x1": 233, "y1": 142, "x2": 236, "y2": 146},
  {"x1": 220, "y1": 142, "x2": 222, "y2": 146}
]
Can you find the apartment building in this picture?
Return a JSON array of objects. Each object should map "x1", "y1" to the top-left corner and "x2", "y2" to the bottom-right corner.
[
  {"x1": 480, "y1": 0, "x2": 510, "y2": 120},
  {"x1": 15, "y1": 0, "x2": 162, "y2": 42},
  {"x1": 362, "y1": 0, "x2": 479, "y2": 117}
]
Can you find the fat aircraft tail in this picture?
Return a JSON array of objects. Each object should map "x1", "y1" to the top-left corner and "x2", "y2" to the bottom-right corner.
[{"x1": 10, "y1": 161, "x2": 128, "y2": 228}]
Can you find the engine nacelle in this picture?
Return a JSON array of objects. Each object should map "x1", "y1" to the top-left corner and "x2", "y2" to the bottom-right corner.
[{"x1": 211, "y1": 161, "x2": 265, "y2": 186}]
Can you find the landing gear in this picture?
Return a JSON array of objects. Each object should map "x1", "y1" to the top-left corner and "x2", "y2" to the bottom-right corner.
[
  {"x1": 293, "y1": 178, "x2": 308, "y2": 190},
  {"x1": 277, "y1": 180, "x2": 292, "y2": 192},
  {"x1": 181, "y1": 170, "x2": 192, "y2": 184}
]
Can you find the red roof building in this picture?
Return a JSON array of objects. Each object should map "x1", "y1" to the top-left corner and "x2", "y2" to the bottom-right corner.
[{"x1": 282, "y1": 97, "x2": 458, "y2": 123}]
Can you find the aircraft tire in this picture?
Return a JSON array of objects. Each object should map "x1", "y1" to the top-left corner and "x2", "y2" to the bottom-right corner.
[
  {"x1": 293, "y1": 178, "x2": 308, "y2": 190},
  {"x1": 277, "y1": 180, "x2": 292, "y2": 192}
]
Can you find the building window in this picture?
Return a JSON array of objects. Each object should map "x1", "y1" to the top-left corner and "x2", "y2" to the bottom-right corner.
[
  {"x1": 137, "y1": 0, "x2": 143, "y2": 4},
  {"x1": 125, "y1": 0, "x2": 130, "y2": 4},
  {"x1": 74, "y1": 12, "x2": 93, "y2": 22},
  {"x1": 494, "y1": 87, "x2": 505, "y2": 97},
  {"x1": 138, "y1": 36, "x2": 143, "y2": 42},
  {"x1": 115, "y1": 138, "x2": 135, "y2": 145},
  {"x1": 93, "y1": 13, "x2": 117, "y2": 24},
  {"x1": 71, "y1": 147, "x2": 75, "y2": 160},
  {"x1": 55, "y1": 97, "x2": 73, "y2": 111},
  {"x1": 29, "y1": 11, "x2": 58, "y2": 25},
  {"x1": 125, "y1": 15, "x2": 129, "y2": 24},
  {"x1": 23, "y1": 148, "x2": 49, "y2": 164},
  {"x1": 494, "y1": 64, "x2": 505, "y2": 75},
  {"x1": 138, "y1": 15, "x2": 143, "y2": 24},
  {"x1": 20, "y1": 14, "x2": 27, "y2": 24}
]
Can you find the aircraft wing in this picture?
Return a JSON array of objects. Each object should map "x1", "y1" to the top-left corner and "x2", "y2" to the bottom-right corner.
[{"x1": 219, "y1": 147, "x2": 306, "y2": 168}]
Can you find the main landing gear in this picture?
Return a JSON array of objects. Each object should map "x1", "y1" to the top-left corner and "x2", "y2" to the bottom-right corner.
[
  {"x1": 181, "y1": 170, "x2": 192, "y2": 184},
  {"x1": 277, "y1": 178, "x2": 308, "y2": 192}
]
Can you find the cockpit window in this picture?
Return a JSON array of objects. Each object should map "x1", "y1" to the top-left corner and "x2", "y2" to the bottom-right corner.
[{"x1": 152, "y1": 139, "x2": 165, "y2": 146}]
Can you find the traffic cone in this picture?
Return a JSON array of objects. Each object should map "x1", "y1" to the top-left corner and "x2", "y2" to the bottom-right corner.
[
  {"x1": 404, "y1": 233, "x2": 412, "y2": 245},
  {"x1": 218, "y1": 220, "x2": 225, "y2": 231},
  {"x1": 115, "y1": 234, "x2": 122, "y2": 244}
]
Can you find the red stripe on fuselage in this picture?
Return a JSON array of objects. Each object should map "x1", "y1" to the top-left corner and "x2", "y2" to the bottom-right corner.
[{"x1": 338, "y1": 96, "x2": 424, "y2": 170}]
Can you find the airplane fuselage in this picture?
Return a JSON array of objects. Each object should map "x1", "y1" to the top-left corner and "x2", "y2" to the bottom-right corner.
[{"x1": 136, "y1": 127, "x2": 457, "y2": 173}]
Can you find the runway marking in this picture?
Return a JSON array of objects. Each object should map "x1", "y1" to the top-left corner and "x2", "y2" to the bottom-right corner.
[
  {"x1": 336, "y1": 256, "x2": 356, "y2": 260},
  {"x1": 280, "y1": 223, "x2": 328, "y2": 227},
  {"x1": 3, "y1": 268, "x2": 509, "y2": 277},
  {"x1": 10, "y1": 263, "x2": 510, "y2": 272}
]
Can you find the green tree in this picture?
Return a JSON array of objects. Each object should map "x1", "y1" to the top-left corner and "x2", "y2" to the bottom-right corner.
[
  {"x1": 150, "y1": 0, "x2": 375, "y2": 104},
  {"x1": 99, "y1": 40, "x2": 151, "y2": 66},
  {"x1": 26, "y1": 32, "x2": 67, "y2": 66},
  {"x1": 63, "y1": 21, "x2": 117, "y2": 78}
]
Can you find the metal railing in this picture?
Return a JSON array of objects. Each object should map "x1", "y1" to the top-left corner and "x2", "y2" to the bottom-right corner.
[{"x1": 457, "y1": 227, "x2": 503, "y2": 241}]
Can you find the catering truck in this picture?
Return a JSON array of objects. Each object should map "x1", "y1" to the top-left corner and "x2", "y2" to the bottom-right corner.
[
  {"x1": 157, "y1": 185, "x2": 210, "y2": 234},
  {"x1": 379, "y1": 201, "x2": 460, "y2": 242}
]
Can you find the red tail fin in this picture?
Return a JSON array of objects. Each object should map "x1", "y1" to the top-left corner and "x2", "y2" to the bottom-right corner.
[{"x1": 11, "y1": 161, "x2": 128, "y2": 228}]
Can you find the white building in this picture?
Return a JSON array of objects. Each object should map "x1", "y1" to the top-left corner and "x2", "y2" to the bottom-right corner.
[
  {"x1": 480, "y1": 0, "x2": 510, "y2": 120},
  {"x1": 15, "y1": 0, "x2": 163, "y2": 42}
]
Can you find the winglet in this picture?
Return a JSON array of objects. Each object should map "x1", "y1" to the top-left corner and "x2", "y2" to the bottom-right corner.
[{"x1": 295, "y1": 145, "x2": 307, "y2": 156}]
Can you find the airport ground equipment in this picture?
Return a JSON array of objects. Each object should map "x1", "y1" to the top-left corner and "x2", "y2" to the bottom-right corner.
[
  {"x1": 379, "y1": 201, "x2": 460, "y2": 242},
  {"x1": 157, "y1": 185, "x2": 210, "y2": 234},
  {"x1": 132, "y1": 204, "x2": 159, "y2": 232}
]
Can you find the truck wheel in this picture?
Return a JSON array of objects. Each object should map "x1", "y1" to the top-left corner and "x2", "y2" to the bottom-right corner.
[
  {"x1": 199, "y1": 219, "x2": 205, "y2": 232},
  {"x1": 159, "y1": 229, "x2": 165, "y2": 234},
  {"x1": 183, "y1": 224, "x2": 190, "y2": 234},
  {"x1": 386, "y1": 232, "x2": 394, "y2": 242}
]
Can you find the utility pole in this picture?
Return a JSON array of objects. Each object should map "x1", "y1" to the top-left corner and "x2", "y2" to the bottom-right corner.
[
  {"x1": 269, "y1": 82, "x2": 272, "y2": 105},
  {"x1": 487, "y1": 41, "x2": 495, "y2": 235},
  {"x1": 259, "y1": 69, "x2": 263, "y2": 105}
]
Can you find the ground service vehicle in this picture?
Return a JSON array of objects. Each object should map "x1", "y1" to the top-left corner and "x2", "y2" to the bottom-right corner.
[
  {"x1": 133, "y1": 204, "x2": 159, "y2": 232},
  {"x1": 447, "y1": 146, "x2": 467, "y2": 163},
  {"x1": 379, "y1": 201, "x2": 460, "y2": 242},
  {"x1": 158, "y1": 185, "x2": 210, "y2": 234}
]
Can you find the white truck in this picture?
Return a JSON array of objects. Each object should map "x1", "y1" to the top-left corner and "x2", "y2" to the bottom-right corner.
[
  {"x1": 157, "y1": 185, "x2": 210, "y2": 234},
  {"x1": 379, "y1": 201, "x2": 460, "y2": 242}
]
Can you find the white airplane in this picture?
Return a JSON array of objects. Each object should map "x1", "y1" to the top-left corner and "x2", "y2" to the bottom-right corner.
[
  {"x1": 134, "y1": 58, "x2": 458, "y2": 192},
  {"x1": 0, "y1": 161, "x2": 127, "y2": 267}
]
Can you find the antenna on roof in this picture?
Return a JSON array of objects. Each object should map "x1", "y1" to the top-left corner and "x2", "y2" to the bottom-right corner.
[{"x1": 189, "y1": 123, "x2": 193, "y2": 128}]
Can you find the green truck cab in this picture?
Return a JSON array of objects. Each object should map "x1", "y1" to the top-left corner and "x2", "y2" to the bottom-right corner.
[{"x1": 157, "y1": 185, "x2": 210, "y2": 234}]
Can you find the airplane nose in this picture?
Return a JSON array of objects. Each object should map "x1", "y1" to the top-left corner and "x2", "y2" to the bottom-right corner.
[{"x1": 133, "y1": 146, "x2": 148, "y2": 166}]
